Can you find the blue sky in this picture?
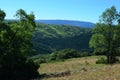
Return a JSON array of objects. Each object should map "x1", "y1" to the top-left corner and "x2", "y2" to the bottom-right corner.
[{"x1": 0, "y1": 0, "x2": 120, "y2": 23}]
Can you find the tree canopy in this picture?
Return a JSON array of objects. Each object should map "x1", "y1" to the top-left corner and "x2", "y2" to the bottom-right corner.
[
  {"x1": 0, "y1": 9, "x2": 39, "y2": 80},
  {"x1": 89, "y1": 6, "x2": 120, "y2": 64}
]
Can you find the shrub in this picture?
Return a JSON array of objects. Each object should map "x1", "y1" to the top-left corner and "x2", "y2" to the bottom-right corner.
[
  {"x1": 57, "y1": 49, "x2": 79, "y2": 59},
  {"x1": 50, "y1": 51, "x2": 58, "y2": 60},
  {"x1": 80, "y1": 51, "x2": 90, "y2": 57},
  {"x1": 35, "y1": 57, "x2": 47, "y2": 64},
  {"x1": 50, "y1": 49, "x2": 80, "y2": 60},
  {"x1": 96, "y1": 57, "x2": 107, "y2": 64}
]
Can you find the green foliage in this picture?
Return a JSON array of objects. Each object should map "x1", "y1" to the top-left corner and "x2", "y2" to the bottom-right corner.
[
  {"x1": 57, "y1": 49, "x2": 79, "y2": 59},
  {"x1": 89, "y1": 6, "x2": 120, "y2": 64},
  {"x1": 50, "y1": 51, "x2": 58, "y2": 60},
  {"x1": 96, "y1": 57, "x2": 107, "y2": 64},
  {"x1": 33, "y1": 23, "x2": 92, "y2": 54},
  {"x1": 50, "y1": 49, "x2": 80, "y2": 60},
  {"x1": 0, "y1": 57, "x2": 39, "y2": 80},
  {"x1": 0, "y1": 9, "x2": 6, "y2": 22},
  {"x1": 34, "y1": 57, "x2": 47, "y2": 64},
  {"x1": 0, "y1": 9, "x2": 39, "y2": 80},
  {"x1": 80, "y1": 51, "x2": 91, "y2": 57},
  {"x1": 30, "y1": 54, "x2": 50, "y2": 64},
  {"x1": 99, "y1": 6, "x2": 118, "y2": 24}
]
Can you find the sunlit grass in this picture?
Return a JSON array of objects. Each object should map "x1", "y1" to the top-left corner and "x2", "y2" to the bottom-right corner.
[{"x1": 38, "y1": 56, "x2": 120, "y2": 80}]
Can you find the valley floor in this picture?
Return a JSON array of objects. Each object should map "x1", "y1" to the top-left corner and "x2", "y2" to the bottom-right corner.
[{"x1": 38, "y1": 56, "x2": 120, "y2": 80}]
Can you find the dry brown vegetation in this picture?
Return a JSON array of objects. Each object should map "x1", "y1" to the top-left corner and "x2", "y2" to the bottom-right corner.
[{"x1": 38, "y1": 56, "x2": 120, "y2": 80}]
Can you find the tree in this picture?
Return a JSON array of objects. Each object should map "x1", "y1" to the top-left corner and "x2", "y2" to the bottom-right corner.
[
  {"x1": 89, "y1": 6, "x2": 120, "y2": 64},
  {"x1": 0, "y1": 9, "x2": 39, "y2": 80},
  {"x1": 0, "y1": 9, "x2": 6, "y2": 22}
]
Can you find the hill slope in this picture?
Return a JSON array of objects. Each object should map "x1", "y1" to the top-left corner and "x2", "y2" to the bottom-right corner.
[
  {"x1": 36, "y1": 20, "x2": 94, "y2": 28},
  {"x1": 39, "y1": 56, "x2": 120, "y2": 80},
  {"x1": 5, "y1": 19, "x2": 92, "y2": 54},
  {"x1": 32, "y1": 23, "x2": 92, "y2": 54}
]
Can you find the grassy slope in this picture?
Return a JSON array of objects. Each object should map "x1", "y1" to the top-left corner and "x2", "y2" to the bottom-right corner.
[{"x1": 38, "y1": 56, "x2": 120, "y2": 80}]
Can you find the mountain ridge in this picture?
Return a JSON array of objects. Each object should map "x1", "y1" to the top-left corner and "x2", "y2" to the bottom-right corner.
[
  {"x1": 5, "y1": 19, "x2": 95, "y2": 28},
  {"x1": 36, "y1": 20, "x2": 95, "y2": 28}
]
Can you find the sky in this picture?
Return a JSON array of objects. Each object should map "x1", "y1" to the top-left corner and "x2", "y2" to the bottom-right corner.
[{"x1": 0, "y1": 0, "x2": 120, "y2": 23}]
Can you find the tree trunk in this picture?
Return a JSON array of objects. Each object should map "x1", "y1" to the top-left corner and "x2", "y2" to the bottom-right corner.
[
  {"x1": 107, "y1": 54, "x2": 116, "y2": 64},
  {"x1": 107, "y1": 55, "x2": 110, "y2": 64},
  {"x1": 110, "y1": 55, "x2": 116, "y2": 64}
]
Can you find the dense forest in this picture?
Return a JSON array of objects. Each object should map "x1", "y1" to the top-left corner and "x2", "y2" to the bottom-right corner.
[{"x1": 32, "y1": 23, "x2": 92, "y2": 54}]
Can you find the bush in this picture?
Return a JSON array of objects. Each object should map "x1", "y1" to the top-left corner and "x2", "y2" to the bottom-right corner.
[
  {"x1": 58, "y1": 49, "x2": 79, "y2": 59},
  {"x1": 96, "y1": 57, "x2": 107, "y2": 64},
  {"x1": 50, "y1": 49, "x2": 80, "y2": 60},
  {"x1": 50, "y1": 51, "x2": 58, "y2": 60},
  {"x1": 94, "y1": 52, "x2": 106, "y2": 55},
  {"x1": 80, "y1": 51, "x2": 90, "y2": 57},
  {"x1": 35, "y1": 57, "x2": 47, "y2": 64}
]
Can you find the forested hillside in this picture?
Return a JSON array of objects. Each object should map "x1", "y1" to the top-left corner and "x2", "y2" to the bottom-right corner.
[{"x1": 32, "y1": 23, "x2": 92, "y2": 54}]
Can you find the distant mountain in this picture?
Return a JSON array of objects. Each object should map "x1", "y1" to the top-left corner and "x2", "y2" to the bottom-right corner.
[{"x1": 36, "y1": 20, "x2": 95, "y2": 28}]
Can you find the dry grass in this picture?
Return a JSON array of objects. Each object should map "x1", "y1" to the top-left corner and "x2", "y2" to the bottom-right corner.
[{"x1": 38, "y1": 56, "x2": 120, "y2": 80}]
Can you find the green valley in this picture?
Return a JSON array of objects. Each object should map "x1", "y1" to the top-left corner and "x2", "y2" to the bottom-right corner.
[{"x1": 32, "y1": 23, "x2": 92, "y2": 54}]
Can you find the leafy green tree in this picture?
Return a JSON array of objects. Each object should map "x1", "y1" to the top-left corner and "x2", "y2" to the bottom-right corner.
[
  {"x1": 89, "y1": 6, "x2": 120, "y2": 64},
  {"x1": 0, "y1": 9, "x2": 6, "y2": 22},
  {"x1": 0, "y1": 9, "x2": 39, "y2": 80}
]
